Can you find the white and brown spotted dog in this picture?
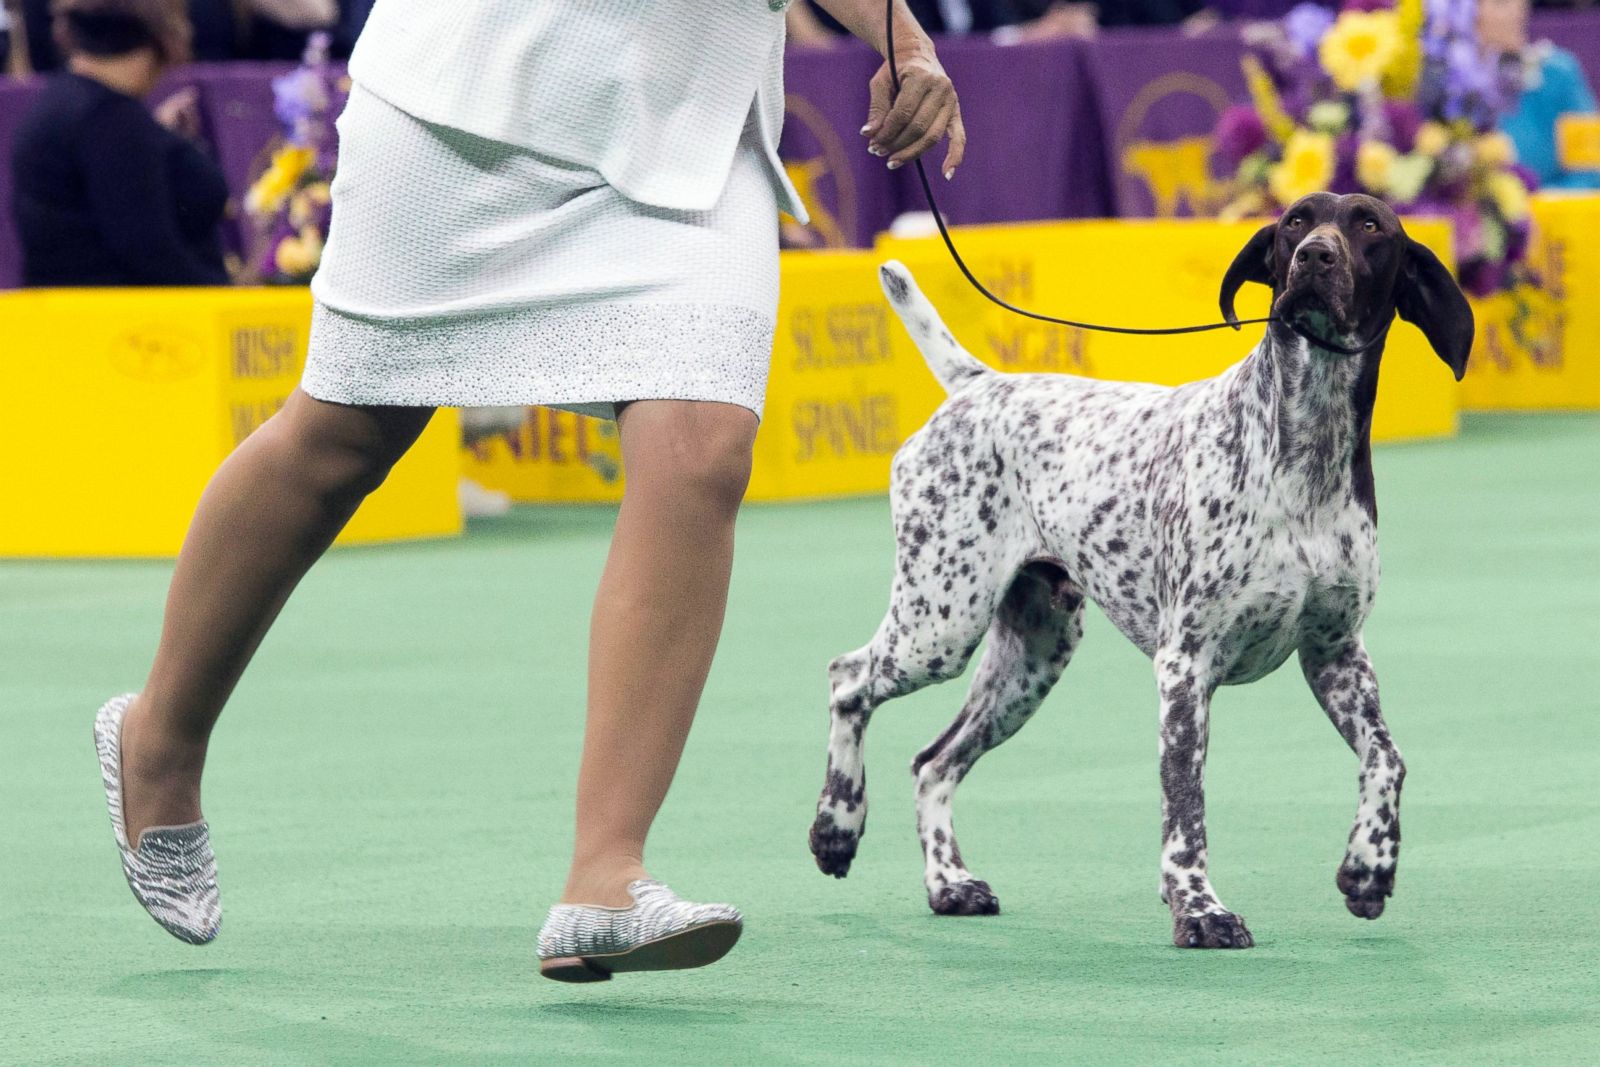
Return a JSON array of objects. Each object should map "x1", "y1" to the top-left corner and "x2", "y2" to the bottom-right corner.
[{"x1": 808, "y1": 193, "x2": 1474, "y2": 948}]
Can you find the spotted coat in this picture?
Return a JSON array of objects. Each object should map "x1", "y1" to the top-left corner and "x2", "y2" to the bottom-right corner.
[{"x1": 810, "y1": 197, "x2": 1473, "y2": 949}]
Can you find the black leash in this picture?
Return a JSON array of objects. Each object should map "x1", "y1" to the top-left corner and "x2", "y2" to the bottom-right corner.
[{"x1": 879, "y1": 0, "x2": 1385, "y2": 356}]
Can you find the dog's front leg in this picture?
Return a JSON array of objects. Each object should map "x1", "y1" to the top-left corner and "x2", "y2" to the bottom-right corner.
[
  {"x1": 1300, "y1": 640, "x2": 1404, "y2": 919},
  {"x1": 1157, "y1": 650, "x2": 1254, "y2": 948}
]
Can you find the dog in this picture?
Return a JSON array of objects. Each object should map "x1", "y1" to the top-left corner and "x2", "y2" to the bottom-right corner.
[{"x1": 807, "y1": 192, "x2": 1474, "y2": 949}]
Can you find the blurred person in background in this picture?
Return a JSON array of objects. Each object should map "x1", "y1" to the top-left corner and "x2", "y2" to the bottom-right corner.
[
  {"x1": 185, "y1": 0, "x2": 337, "y2": 60},
  {"x1": 16, "y1": 0, "x2": 53, "y2": 70},
  {"x1": 787, "y1": 0, "x2": 1219, "y2": 45},
  {"x1": 1480, "y1": 0, "x2": 1600, "y2": 188},
  {"x1": 788, "y1": 0, "x2": 1098, "y2": 43},
  {"x1": 17, "y1": 0, "x2": 341, "y2": 67},
  {"x1": 232, "y1": 0, "x2": 336, "y2": 59},
  {"x1": 2, "y1": 1, "x2": 23, "y2": 76},
  {"x1": 10, "y1": 0, "x2": 229, "y2": 285}
]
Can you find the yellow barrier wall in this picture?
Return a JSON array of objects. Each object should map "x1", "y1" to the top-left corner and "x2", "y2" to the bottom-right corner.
[
  {"x1": 0, "y1": 288, "x2": 461, "y2": 558},
  {"x1": 877, "y1": 217, "x2": 1460, "y2": 445},
  {"x1": 465, "y1": 218, "x2": 1465, "y2": 504},
  {"x1": 1461, "y1": 194, "x2": 1600, "y2": 411},
  {"x1": 464, "y1": 407, "x2": 625, "y2": 504},
  {"x1": 750, "y1": 250, "x2": 949, "y2": 501}
]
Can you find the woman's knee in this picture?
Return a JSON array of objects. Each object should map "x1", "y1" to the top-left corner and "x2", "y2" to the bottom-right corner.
[
  {"x1": 621, "y1": 402, "x2": 758, "y2": 514},
  {"x1": 263, "y1": 391, "x2": 432, "y2": 502}
]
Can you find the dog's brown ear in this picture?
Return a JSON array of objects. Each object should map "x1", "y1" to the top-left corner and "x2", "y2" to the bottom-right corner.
[
  {"x1": 1219, "y1": 222, "x2": 1277, "y2": 329},
  {"x1": 1396, "y1": 238, "x2": 1475, "y2": 380}
]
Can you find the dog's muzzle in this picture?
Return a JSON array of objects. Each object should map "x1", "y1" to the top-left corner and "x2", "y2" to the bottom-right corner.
[{"x1": 1278, "y1": 233, "x2": 1357, "y2": 337}]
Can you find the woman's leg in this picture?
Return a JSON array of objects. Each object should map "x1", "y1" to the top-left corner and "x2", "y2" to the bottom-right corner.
[
  {"x1": 561, "y1": 400, "x2": 758, "y2": 906},
  {"x1": 119, "y1": 389, "x2": 435, "y2": 845}
]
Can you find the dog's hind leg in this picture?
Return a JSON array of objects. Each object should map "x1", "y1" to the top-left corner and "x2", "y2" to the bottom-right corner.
[
  {"x1": 1299, "y1": 639, "x2": 1404, "y2": 920},
  {"x1": 913, "y1": 562, "x2": 1085, "y2": 915}
]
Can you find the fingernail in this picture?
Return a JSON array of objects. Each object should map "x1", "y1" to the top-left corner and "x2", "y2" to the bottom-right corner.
[
  {"x1": 887, "y1": 160, "x2": 901, "y2": 170},
  {"x1": 859, "y1": 124, "x2": 871, "y2": 135},
  {"x1": 868, "y1": 146, "x2": 884, "y2": 157},
  {"x1": 944, "y1": 168, "x2": 955, "y2": 181}
]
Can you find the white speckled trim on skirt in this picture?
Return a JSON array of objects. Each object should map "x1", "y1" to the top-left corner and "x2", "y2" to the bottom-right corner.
[{"x1": 302, "y1": 84, "x2": 782, "y2": 422}]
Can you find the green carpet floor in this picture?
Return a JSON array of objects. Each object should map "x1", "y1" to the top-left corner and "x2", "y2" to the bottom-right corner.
[{"x1": 2, "y1": 413, "x2": 1597, "y2": 1065}]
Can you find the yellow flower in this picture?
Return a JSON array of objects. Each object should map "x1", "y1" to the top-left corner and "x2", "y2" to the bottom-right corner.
[
  {"x1": 1395, "y1": 0, "x2": 1424, "y2": 36},
  {"x1": 1243, "y1": 55, "x2": 1295, "y2": 144},
  {"x1": 1319, "y1": 11, "x2": 1403, "y2": 92},
  {"x1": 1413, "y1": 121, "x2": 1451, "y2": 157},
  {"x1": 1488, "y1": 171, "x2": 1530, "y2": 222},
  {"x1": 246, "y1": 145, "x2": 315, "y2": 215},
  {"x1": 1308, "y1": 100, "x2": 1351, "y2": 134},
  {"x1": 1356, "y1": 140, "x2": 1398, "y2": 194},
  {"x1": 274, "y1": 226, "x2": 325, "y2": 277},
  {"x1": 1268, "y1": 130, "x2": 1336, "y2": 206},
  {"x1": 1383, "y1": 0, "x2": 1424, "y2": 97},
  {"x1": 1382, "y1": 37, "x2": 1422, "y2": 98},
  {"x1": 1475, "y1": 132, "x2": 1517, "y2": 167},
  {"x1": 1219, "y1": 188, "x2": 1268, "y2": 222},
  {"x1": 287, "y1": 182, "x2": 332, "y2": 228},
  {"x1": 1387, "y1": 153, "x2": 1434, "y2": 203}
]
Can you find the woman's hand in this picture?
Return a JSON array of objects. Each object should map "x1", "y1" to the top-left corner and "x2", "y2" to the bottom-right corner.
[
  {"x1": 810, "y1": 1, "x2": 966, "y2": 178},
  {"x1": 154, "y1": 87, "x2": 203, "y2": 140},
  {"x1": 863, "y1": 43, "x2": 966, "y2": 178}
]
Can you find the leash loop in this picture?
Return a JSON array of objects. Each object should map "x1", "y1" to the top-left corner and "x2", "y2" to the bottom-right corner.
[{"x1": 880, "y1": 0, "x2": 1386, "y2": 356}]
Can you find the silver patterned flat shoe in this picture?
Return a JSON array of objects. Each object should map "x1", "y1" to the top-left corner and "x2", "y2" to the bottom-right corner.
[
  {"x1": 537, "y1": 880, "x2": 743, "y2": 983},
  {"x1": 93, "y1": 694, "x2": 221, "y2": 945}
]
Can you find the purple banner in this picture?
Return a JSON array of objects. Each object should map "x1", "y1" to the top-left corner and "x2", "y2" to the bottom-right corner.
[{"x1": 1084, "y1": 27, "x2": 1248, "y2": 218}]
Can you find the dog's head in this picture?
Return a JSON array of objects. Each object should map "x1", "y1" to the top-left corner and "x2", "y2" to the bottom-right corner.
[{"x1": 1218, "y1": 192, "x2": 1475, "y2": 379}]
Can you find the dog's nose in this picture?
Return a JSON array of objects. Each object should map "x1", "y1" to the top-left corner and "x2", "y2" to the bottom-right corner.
[{"x1": 1294, "y1": 235, "x2": 1340, "y2": 273}]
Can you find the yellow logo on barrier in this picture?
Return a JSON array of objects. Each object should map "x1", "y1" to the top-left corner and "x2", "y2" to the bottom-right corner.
[
  {"x1": 462, "y1": 407, "x2": 625, "y2": 502},
  {"x1": 1115, "y1": 74, "x2": 1234, "y2": 218},
  {"x1": 229, "y1": 322, "x2": 302, "y2": 381},
  {"x1": 108, "y1": 327, "x2": 205, "y2": 383},
  {"x1": 782, "y1": 94, "x2": 860, "y2": 249}
]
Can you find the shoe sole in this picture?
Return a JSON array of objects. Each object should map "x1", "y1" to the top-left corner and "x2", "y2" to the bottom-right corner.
[{"x1": 539, "y1": 919, "x2": 743, "y2": 983}]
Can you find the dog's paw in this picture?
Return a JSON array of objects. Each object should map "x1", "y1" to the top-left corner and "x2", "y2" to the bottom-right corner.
[
  {"x1": 1172, "y1": 910, "x2": 1254, "y2": 949},
  {"x1": 808, "y1": 817, "x2": 860, "y2": 878},
  {"x1": 929, "y1": 879, "x2": 1000, "y2": 916},
  {"x1": 1337, "y1": 860, "x2": 1395, "y2": 919}
]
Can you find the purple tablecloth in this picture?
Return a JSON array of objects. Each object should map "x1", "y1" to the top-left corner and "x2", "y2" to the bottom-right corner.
[{"x1": 2, "y1": 14, "x2": 1596, "y2": 287}]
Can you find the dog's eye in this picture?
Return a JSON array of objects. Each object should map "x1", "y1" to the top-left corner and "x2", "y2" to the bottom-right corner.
[
  {"x1": 1285, "y1": 216, "x2": 1302, "y2": 229},
  {"x1": 1362, "y1": 219, "x2": 1378, "y2": 233}
]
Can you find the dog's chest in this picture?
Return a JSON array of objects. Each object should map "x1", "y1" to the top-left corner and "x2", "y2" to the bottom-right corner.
[{"x1": 1204, "y1": 509, "x2": 1378, "y2": 684}]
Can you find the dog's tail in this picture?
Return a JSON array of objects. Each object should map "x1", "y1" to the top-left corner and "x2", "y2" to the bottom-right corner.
[{"x1": 879, "y1": 260, "x2": 992, "y2": 393}]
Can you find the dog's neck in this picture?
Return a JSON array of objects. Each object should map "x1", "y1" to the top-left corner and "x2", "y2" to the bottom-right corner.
[{"x1": 1234, "y1": 322, "x2": 1384, "y2": 518}]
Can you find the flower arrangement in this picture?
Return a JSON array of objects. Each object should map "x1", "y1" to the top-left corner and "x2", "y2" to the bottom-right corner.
[
  {"x1": 1216, "y1": 0, "x2": 1537, "y2": 295},
  {"x1": 243, "y1": 33, "x2": 345, "y2": 284}
]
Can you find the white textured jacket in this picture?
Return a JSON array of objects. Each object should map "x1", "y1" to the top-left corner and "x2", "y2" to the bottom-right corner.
[{"x1": 348, "y1": 0, "x2": 806, "y2": 219}]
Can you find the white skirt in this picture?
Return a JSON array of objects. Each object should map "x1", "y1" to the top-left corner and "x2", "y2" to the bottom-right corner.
[{"x1": 302, "y1": 85, "x2": 782, "y2": 420}]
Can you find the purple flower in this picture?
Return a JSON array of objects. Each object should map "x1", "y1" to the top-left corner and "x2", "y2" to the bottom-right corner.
[
  {"x1": 1426, "y1": 0, "x2": 1474, "y2": 41},
  {"x1": 1450, "y1": 203, "x2": 1485, "y2": 260},
  {"x1": 1332, "y1": 133, "x2": 1361, "y2": 194},
  {"x1": 272, "y1": 68, "x2": 325, "y2": 141},
  {"x1": 1504, "y1": 216, "x2": 1531, "y2": 264},
  {"x1": 1216, "y1": 106, "x2": 1269, "y2": 168},
  {"x1": 1383, "y1": 100, "x2": 1422, "y2": 152},
  {"x1": 1280, "y1": 87, "x2": 1313, "y2": 124},
  {"x1": 1459, "y1": 258, "x2": 1505, "y2": 297},
  {"x1": 1283, "y1": 3, "x2": 1335, "y2": 55}
]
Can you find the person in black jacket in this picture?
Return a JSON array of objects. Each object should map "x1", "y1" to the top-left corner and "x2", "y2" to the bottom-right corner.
[{"x1": 10, "y1": 0, "x2": 229, "y2": 286}]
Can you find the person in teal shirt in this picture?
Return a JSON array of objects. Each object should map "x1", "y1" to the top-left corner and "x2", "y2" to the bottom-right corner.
[{"x1": 1480, "y1": 0, "x2": 1600, "y2": 190}]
